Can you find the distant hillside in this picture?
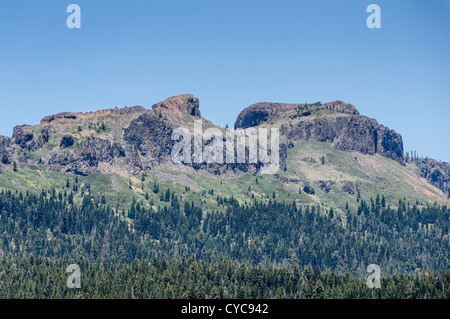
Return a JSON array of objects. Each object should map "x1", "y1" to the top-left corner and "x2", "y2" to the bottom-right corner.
[{"x1": 0, "y1": 94, "x2": 448, "y2": 213}]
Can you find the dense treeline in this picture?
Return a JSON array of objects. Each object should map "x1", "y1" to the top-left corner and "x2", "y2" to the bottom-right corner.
[
  {"x1": 0, "y1": 257, "x2": 449, "y2": 299},
  {"x1": 0, "y1": 189, "x2": 448, "y2": 276}
]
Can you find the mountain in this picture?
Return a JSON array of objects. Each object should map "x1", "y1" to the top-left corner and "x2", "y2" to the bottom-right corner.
[
  {"x1": 1, "y1": 94, "x2": 450, "y2": 282},
  {"x1": 0, "y1": 94, "x2": 448, "y2": 215}
]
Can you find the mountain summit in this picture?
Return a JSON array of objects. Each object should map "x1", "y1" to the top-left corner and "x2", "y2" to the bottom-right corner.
[
  {"x1": 152, "y1": 94, "x2": 201, "y2": 117},
  {"x1": 0, "y1": 94, "x2": 448, "y2": 211}
]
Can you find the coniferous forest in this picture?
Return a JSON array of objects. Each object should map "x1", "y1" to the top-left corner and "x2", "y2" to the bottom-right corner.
[{"x1": 0, "y1": 188, "x2": 449, "y2": 299}]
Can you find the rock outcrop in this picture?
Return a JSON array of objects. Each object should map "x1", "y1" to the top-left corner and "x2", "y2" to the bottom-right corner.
[
  {"x1": 0, "y1": 94, "x2": 447, "y2": 199},
  {"x1": 315, "y1": 180, "x2": 336, "y2": 193},
  {"x1": 152, "y1": 94, "x2": 201, "y2": 117},
  {"x1": 40, "y1": 106, "x2": 147, "y2": 125},
  {"x1": 0, "y1": 136, "x2": 11, "y2": 165},
  {"x1": 29, "y1": 127, "x2": 52, "y2": 151},
  {"x1": 234, "y1": 101, "x2": 359, "y2": 129},
  {"x1": 235, "y1": 100, "x2": 403, "y2": 164},
  {"x1": 60, "y1": 135, "x2": 74, "y2": 149},
  {"x1": 122, "y1": 111, "x2": 286, "y2": 176},
  {"x1": 341, "y1": 181, "x2": 360, "y2": 196},
  {"x1": 12, "y1": 125, "x2": 34, "y2": 149},
  {"x1": 281, "y1": 115, "x2": 404, "y2": 164},
  {"x1": 123, "y1": 112, "x2": 176, "y2": 167},
  {"x1": 413, "y1": 158, "x2": 450, "y2": 197},
  {"x1": 48, "y1": 137, "x2": 126, "y2": 176}
]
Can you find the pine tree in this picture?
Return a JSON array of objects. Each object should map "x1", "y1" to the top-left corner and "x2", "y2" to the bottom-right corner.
[
  {"x1": 164, "y1": 189, "x2": 171, "y2": 202},
  {"x1": 153, "y1": 181, "x2": 159, "y2": 194}
]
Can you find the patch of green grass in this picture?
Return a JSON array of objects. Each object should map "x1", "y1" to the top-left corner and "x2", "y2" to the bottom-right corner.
[{"x1": 1, "y1": 139, "x2": 448, "y2": 215}]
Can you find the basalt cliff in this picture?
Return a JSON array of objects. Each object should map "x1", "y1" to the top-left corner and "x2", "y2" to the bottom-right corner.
[{"x1": 0, "y1": 94, "x2": 448, "y2": 200}]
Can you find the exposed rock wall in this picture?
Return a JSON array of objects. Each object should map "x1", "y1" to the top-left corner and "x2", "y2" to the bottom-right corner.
[
  {"x1": 413, "y1": 158, "x2": 450, "y2": 197},
  {"x1": 281, "y1": 116, "x2": 404, "y2": 164},
  {"x1": 0, "y1": 95, "x2": 448, "y2": 198}
]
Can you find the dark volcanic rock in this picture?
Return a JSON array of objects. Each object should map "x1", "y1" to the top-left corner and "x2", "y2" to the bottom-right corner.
[
  {"x1": 29, "y1": 127, "x2": 52, "y2": 151},
  {"x1": 274, "y1": 174, "x2": 316, "y2": 195},
  {"x1": 0, "y1": 136, "x2": 12, "y2": 165},
  {"x1": 124, "y1": 112, "x2": 176, "y2": 164},
  {"x1": 341, "y1": 181, "x2": 360, "y2": 195},
  {"x1": 5, "y1": 95, "x2": 446, "y2": 195},
  {"x1": 283, "y1": 116, "x2": 404, "y2": 164},
  {"x1": 49, "y1": 137, "x2": 126, "y2": 175},
  {"x1": 122, "y1": 112, "x2": 283, "y2": 175},
  {"x1": 235, "y1": 101, "x2": 403, "y2": 164},
  {"x1": 315, "y1": 180, "x2": 336, "y2": 193},
  {"x1": 60, "y1": 135, "x2": 75, "y2": 149},
  {"x1": 152, "y1": 94, "x2": 201, "y2": 117},
  {"x1": 274, "y1": 174, "x2": 303, "y2": 185},
  {"x1": 234, "y1": 102, "x2": 297, "y2": 129},
  {"x1": 303, "y1": 182, "x2": 315, "y2": 195},
  {"x1": 235, "y1": 101, "x2": 359, "y2": 130},
  {"x1": 13, "y1": 125, "x2": 34, "y2": 148},
  {"x1": 413, "y1": 158, "x2": 450, "y2": 197},
  {"x1": 235, "y1": 107, "x2": 271, "y2": 129},
  {"x1": 41, "y1": 112, "x2": 78, "y2": 124}
]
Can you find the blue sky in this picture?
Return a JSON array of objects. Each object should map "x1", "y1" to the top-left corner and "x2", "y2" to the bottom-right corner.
[{"x1": 0, "y1": 0, "x2": 449, "y2": 161}]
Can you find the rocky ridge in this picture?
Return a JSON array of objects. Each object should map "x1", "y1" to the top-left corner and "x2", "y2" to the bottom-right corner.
[{"x1": 0, "y1": 94, "x2": 448, "y2": 198}]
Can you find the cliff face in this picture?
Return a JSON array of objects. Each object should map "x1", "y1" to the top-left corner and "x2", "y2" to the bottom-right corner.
[
  {"x1": 152, "y1": 94, "x2": 201, "y2": 118},
  {"x1": 413, "y1": 158, "x2": 450, "y2": 197},
  {"x1": 235, "y1": 101, "x2": 404, "y2": 165},
  {"x1": 48, "y1": 137, "x2": 126, "y2": 176},
  {"x1": 234, "y1": 101, "x2": 359, "y2": 129},
  {"x1": 0, "y1": 136, "x2": 11, "y2": 167},
  {"x1": 281, "y1": 115, "x2": 404, "y2": 164},
  {"x1": 0, "y1": 94, "x2": 275, "y2": 177}
]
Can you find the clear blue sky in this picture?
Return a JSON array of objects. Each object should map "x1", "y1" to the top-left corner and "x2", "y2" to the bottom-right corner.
[{"x1": 0, "y1": 0, "x2": 449, "y2": 161}]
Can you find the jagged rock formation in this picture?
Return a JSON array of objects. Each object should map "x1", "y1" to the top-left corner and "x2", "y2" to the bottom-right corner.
[
  {"x1": 281, "y1": 116, "x2": 404, "y2": 164},
  {"x1": 235, "y1": 100, "x2": 404, "y2": 164},
  {"x1": 0, "y1": 94, "x2": 447, "y2": 198},
  {"x1": 235, "y1": 101, "x2": 359, "y2": 129},
  {"x1": 413, "y1": 158, "x2": 450, "y2": 197},
  {"x1": 341, "y1": 181, "x2": 360, "y2": 196},
  {"x1": 123, "y1": 112, "x2": 176, "y2": 170},
  {"x1": 315, "y1": 180, "x2": 336, "y2": 193},
  {"x1": 12, "y1": 125, "x2": 34, "y2": 149},
  {"x1": 60, "y1": 135, "x2": 74, "y2": 149},
  {"x1": 152, "y1": 94, "x2": 201, "y2": 118},
  {"x1": 48, "y1": 137, "x2": 126, "y2": 176},
  {"x1": 0, "y1": 136, "x2": 11, "y2": 165},
  {"x1": 40, "y1": 106, "x2": 147, "y2": 125}
]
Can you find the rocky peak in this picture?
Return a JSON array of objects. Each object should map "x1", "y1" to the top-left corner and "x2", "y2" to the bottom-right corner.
[
  {"x1": 40, "y1": 105, "x2": 147, "y2": 125},
  {"x1": 152, "y1": 94, "x2": 201, "y2": 117},
  {"x1": 234, "y1": 102, "x2": 293, "y2": 129},
  {"x1": 234, "y1": 99, "x2": 403, "y2": 164},
  {"x1": 234, "y1": 100, "x2": 359, "y2": 129},
  {"x1": 323, "y1": 101, "x2": 359, "y2": 115},
  {"x1": 12, "y1": 125, "x2": 34, "y2": 148},
  {"x1": 0, "y1": 94, "x2": 448, "y2": 198}
]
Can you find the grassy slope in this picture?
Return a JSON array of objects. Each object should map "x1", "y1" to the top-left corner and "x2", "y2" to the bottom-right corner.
[
  {"x1": 285, "y1": 141, "x2": 449, "y2": 214},
  {"x1": 1, "y1": 141, "x2": 448, "y2": 218}
]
